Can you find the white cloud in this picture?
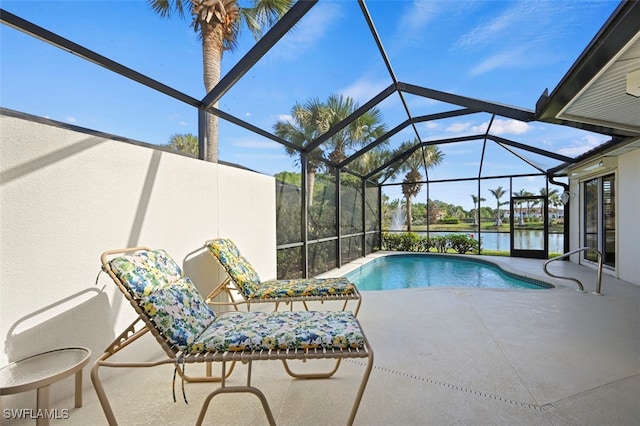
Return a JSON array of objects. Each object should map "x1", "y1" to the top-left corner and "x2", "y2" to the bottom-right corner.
[
  {"x1": 168, "y1": 113, "x2": 189, "y2": 126},
  {"x1": 468, "y1": 49, "x2": 523, "y2": 76},
  {"x1": 390, "y1": 1, "x2": 440, "y2": 49},
  {"x1": 456, "y1": 2, "x2": 537, "y2": 49},
  {"x1": 557, "y1": 134, "x2": 608, "y2": 157},
  {"x1": 234, "y1": 152, "x2": 290, "y2": 161},
  {"x1": 472, "y1": 119, "x2": 531, "y2": 135},
  {"x1": 232, "y1": 138, "x2": 281, "y2": 150},
  {"x1": 340, "y1": 77, "x2": 390, "y2": 105},
  {"x1": 399, "y1": 1, "x2": 438, "y2": 33},
  {"x1": 444, "y1": 147, "x2": 474, "y2": 156},
  {"x1": 271, "y1": 2, "x2": 342, "y2": 60},
  {"x1": 66, "y1": 116, "x2": 77, "y2": 123},
  {"x1": 457, "y1": 1, "x2": 572, "y2": 76},
  {"x1": 445, "y1": 122, "x2": 472, "y2": 133},
  {"x1": 275, "y1": 114, "x2": 293, "y2": 124}
]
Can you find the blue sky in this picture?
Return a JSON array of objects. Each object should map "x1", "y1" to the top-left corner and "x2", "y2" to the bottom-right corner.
[{"x1": 1, "y1": 0, "x2": 620, "y2": 208}]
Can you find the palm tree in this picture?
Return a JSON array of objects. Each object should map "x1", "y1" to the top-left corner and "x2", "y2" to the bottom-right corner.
[
  {"x1": 323, "y1": 94, "x2": 387, "y2": 164},
  {"x1": 489, "y1": 186, "x2": 507, "y2": 226},
  {"x1": 273, "y1": 98, "x2": 326, "y2": 206},
  {"x1": 470, "y1": 194, "x2": 486, "y2": 226},
  {"x1": 348, "y1": 147, "x2": 393, "y2": 182},
  {"x1": 274, "y1": 94, "x2": 387, "y2": 206},
  {"x1": 512, "y1": 189, "x2": 531, "y2": 225},
  {"x1": 396, "y1": 140, "x2": 444, "y2": 232},
  {"x1": 149, "y1": 0, "x2": 292, "y2": 162},
  {"x1": 166, "y1": 133, "x2": 198, "y2": 156},
  {"x1": 541, "y1": 187, "x2": 561, "y2": 221}
]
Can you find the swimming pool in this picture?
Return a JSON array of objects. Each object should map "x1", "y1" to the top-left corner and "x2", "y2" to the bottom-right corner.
[{"x1": 345, "y1": 254, "x2": 553, "y2": 291}]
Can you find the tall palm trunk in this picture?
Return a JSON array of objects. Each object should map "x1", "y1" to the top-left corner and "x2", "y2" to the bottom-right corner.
[
  {"x1": 473, "y1": 201, "x2": 478, "y2": 226},
  {"x1": 405, "y1": 195, "x2": 413, "y2": 232},
  {"x1": 201, "y1": 23, "x2": 224, "y2": 162},
  {"x1": 306, "y1": 165, "x2": 317, "y2": 207}
]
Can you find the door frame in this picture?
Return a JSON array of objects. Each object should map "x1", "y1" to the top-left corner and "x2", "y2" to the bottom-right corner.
[{"x1": 510, "y1": 195, "x2": 548, "y2": 259}]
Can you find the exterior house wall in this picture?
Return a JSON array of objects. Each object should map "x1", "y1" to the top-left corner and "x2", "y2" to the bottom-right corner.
[
  {"x1": 567, "y1": 147, "x2": 639, "y2": 286},
  {"x1": 617, "y1": 149, "x2": 640, "y2": 285},
  {"x1": 0, "y1": 112, "x2": 276, "y2": 405}
]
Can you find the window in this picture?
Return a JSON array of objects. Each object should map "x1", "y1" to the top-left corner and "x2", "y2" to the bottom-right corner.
[{"x1": 583, "y1": 173, "x2": 615, "y2": 267}]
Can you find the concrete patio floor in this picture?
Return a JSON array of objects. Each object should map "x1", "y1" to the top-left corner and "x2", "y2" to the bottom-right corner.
[{"x1": 9, "y1": 254, "x2": 640, "y2": 425}]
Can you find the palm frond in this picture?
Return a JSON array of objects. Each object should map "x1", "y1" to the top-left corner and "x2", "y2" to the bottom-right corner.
[{"x1": 148, "y1": 0, "x2": 186, "y2": 18}]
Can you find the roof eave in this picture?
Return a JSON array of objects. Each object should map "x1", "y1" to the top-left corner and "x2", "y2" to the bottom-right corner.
[{"x1": 535, "y1": 0, "x2": 640, "y2": 138}]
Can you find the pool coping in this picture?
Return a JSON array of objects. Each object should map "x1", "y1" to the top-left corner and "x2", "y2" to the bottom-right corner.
[{"x1": 317, "y1": 251, "x2": 577, "y2": 291}]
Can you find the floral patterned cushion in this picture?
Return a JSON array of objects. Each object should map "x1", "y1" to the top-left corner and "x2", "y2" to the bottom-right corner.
[
  {"x1": 108, "y1": 249, "x2": 184, "y2": 300},
  {"x1": 190, "y1": 310, "x2": 364, "y2": 353},
  {"x1": 254, "y1": 277, "x2": 356, "y2": 299},
  {"x1": 207, "y1": 239, "x2": 358, "y2": 300},
  {"x1": 106, "y1": 248, "x2": 364, "y2": 354},
  {"x1": 206, "y1": 239, "x2": 261, "y2": 297},
  {"x1": 107, "y1": 249, "x2": 216, "y2": 350},
  {"x1": 140, "y1": 277, "x2": 216, "y2": 350}
]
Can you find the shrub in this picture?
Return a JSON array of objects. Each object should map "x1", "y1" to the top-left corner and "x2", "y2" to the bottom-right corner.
[
  {"x1": 431, "y1": 236, "x2": 449, "y2": 253},
  {"x1": 415, "y1": 235, "x2": 432, "y2": 252},
  {"x1": 438, "y1": 217, "x2": 460, "y2": 224},
  {"x1": 448, "y1": 234, "x2": 480, "y2": 254},
  {"x1": 381, "y1": 232, "x2": 401, "y2": 250},
  {"x1": 398, "y1": 232, "x2": 420, "y2": 251},
  {"x1": 382, "y1": 232, "x2": 480, "y2": 255}
]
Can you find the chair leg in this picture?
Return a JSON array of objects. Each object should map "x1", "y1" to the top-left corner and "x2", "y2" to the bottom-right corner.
[
  {"x1": 91, "y1": 355, "x2": 118, "y2": 426},
  {"x1": 90, "y1": 321, "x2": 150, "y2": 426},
  {"x1": 196, "y1": 385, "x2": 276, "y2": 426},
  {"x1": 281, "y1": 358, "x2": 341, "y2": 379},
  {"x1": 353, "y1": 297, "x2": 362, "y2": 316},
  {"x1": 195, "y1": 361, "x2": 276, "y2": 426},
  {"x1": 346, "y1": 348, "x2": 374, "y2": 425},
  {"x1": 177, "y1": 361, "x2": 236, "y2": 383}
]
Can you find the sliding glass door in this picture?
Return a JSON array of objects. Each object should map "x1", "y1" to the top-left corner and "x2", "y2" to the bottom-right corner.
[{"x1": 583, "y1": 173, "x2": 615, "y2": 267}]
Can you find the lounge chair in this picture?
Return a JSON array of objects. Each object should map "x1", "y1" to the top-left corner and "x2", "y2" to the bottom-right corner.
[
  {"x1": 92, "y1": 247, "x2": 373, "y2": 426},
  {"x1": 204, "y1": 238, "x2": 361, "y2": 315}
]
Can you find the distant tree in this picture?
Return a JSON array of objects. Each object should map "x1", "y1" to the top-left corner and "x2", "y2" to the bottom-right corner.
[
  {"x1": 396, "y1": 140, "x2": 444, "y2": 231},
  {"x1": 149, "y1": 0, "x2": 293, "y2": 162},
  {"x1": 513, "y1": 189, "x2": 533, "y2": 225},
  {"x1": 541, "y1": 187, "x2": 561, "y2": 220},
  {"x1": 274, "y1": 94, "x2": 386, "y2": 206},
  {"x1": 470, "y1": 194, "x2": 486, "y2": 226},
  {"x1": 348, "y1": 146, "x2": 393, "y2": 183},
  {"x1": 166, "y1": 133, "x2": 198, "y2": 155},
  {"x1": 274, "y1": 170, "x2": 301, "y2": 187},
  {"x1": 427, "y1": 199, "x2": 447, "y2": 225},
  {"x1": 322, "y1": 94, "x2": 387, "y2": 165},
  {"x1": 489, "y1": 186, "x2": 507, "y2": 225},
  {"x1": 274, "y1": 98, "x2": 326, "y2": 206}
]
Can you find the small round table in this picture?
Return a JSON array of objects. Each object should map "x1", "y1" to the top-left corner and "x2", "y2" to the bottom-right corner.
[{"x1": 0, "y1": 347, "x2": 91, "y2": 426}]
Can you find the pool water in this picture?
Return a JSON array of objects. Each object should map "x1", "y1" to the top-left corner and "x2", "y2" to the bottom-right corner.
[{"x1": 345, "y1": 254, "x2": 553, "y2": 291}]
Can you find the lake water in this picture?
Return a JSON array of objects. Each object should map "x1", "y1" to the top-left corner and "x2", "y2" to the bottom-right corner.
[{"x1": 421, "y1": 231, "x2": 564, "y2": 253}]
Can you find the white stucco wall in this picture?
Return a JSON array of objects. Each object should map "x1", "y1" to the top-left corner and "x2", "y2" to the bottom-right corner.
[
  {"x1": 567, "y1": 147, "x2": 639, "y2": 286},
  {"x1": 0, "y1": 112, "x2": 276, "y2": 405},
  {"x1": 617, "y1": 148, "x2": 640, "y2": 285}
]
